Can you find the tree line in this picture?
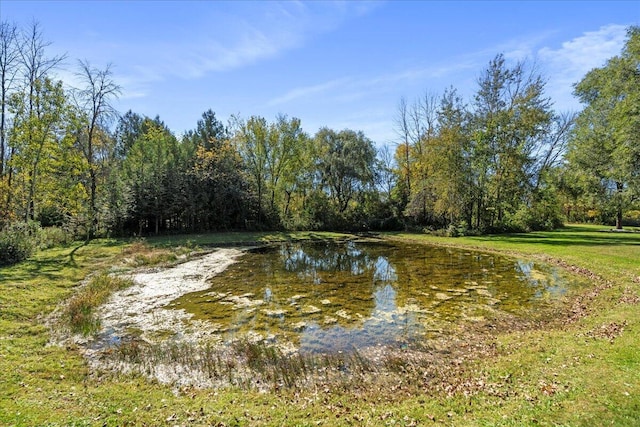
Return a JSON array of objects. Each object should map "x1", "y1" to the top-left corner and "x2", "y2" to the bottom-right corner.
[{"x1": 1, "y1": 21, "x2": 638, "y2": 258}]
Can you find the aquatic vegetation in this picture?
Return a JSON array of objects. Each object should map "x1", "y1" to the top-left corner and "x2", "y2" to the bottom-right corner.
[{"x1": 169, "y1": 241, "x2": 578, "y2": 354}]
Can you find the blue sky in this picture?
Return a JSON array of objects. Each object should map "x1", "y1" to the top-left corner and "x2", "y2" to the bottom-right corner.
[{"x1": 2, "y1": 1, "x2": 639, "y2": 146}]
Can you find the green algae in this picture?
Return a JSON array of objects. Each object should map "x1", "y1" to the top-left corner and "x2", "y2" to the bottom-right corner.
[{"x1": 168, "y1": 241, "x2": 578, "y2": 353}]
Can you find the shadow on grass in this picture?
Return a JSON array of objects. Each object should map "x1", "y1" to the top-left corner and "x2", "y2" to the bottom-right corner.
[
  {"x1": 65, "y1": 242, "x2": 87, "y2": 268},
  {"x1": 0, "y1": 239, "x2": 125, "y2": 284}
]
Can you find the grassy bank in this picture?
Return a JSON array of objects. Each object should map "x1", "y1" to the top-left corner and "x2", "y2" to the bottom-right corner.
[{"x1": 0, "y1": 226, "x2": 638, "y2": 426}]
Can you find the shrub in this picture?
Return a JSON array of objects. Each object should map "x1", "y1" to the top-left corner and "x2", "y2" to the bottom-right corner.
[
  {"x1": 446, "y1": 221, "x2": 470, "y2": 237},
  {"x1": 623, "y1": 210, "x2": 640, "y2": 227},
  {"x1": 0, "y1": 221, "x2": 42, "y2": 266},
  {"x1": 39, "y1": 226, "x2": 75, "y2": 249}
]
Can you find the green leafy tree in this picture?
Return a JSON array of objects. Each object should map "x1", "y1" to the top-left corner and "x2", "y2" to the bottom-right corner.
[
  {"x1": 114, "y1": 110, "x2": 145, "y2": 159},
  {"x1": 315, "y1": 128, "x2": 377, "y2": 217},
  {"x1": 430, "y1": 87, "x2": 472, "y2": 227},
  {"x1": 8, "y1": 77, "x2": 69, "y2": 222},
  {"x1": 266, "y1": 115, "x2": 308, "y2": 220},
  {"x1": 567, "y1": 26, "x2": 640, "y2": 229},
  {"x1": 1, "y1": 21, "x2": 64, "y2": 223},
  {"x1": 234, "y1": 115, "x2": 270, "y2": 225},
  {"x1": 122, "y1": 119, "x2": 178, "y2": 235},
  {"x1": 186, "y1": 110, "x2": 251, "y2": 231},
  {"x1": 0, "y1": 21, "x2": 19, "y2": 180},
  {"x1": 470, "y1": 54, "x2": 553, "y2": 230}
]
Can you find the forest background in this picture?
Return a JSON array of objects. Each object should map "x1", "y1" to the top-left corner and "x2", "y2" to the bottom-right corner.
[{"x1": 0, "y1": 20, "x2": 638, "y2": 265}]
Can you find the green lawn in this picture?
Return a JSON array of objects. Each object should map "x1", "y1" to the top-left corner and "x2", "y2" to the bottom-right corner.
[{"x1": 0, "y1": 225, "x2": 638, "y2": 426}]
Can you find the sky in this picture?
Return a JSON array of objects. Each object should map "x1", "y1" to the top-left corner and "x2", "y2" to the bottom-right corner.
[{"x1": 1, "y1": 1, "x2": 639, "y2": 146}]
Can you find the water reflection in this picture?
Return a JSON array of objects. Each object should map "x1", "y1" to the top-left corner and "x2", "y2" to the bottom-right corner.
[{"x1": 169, "y1": 241, "x2": 576, "y2": 353}]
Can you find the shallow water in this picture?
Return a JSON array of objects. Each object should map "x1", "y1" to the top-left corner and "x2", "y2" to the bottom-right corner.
[{"x1": 168, "y1": 241, "x2": 575, "y2": 354}]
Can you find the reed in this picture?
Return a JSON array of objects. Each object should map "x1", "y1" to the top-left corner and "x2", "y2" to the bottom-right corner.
[
  {"x1": 65, "y1": 273, "x2": 134, "y2": 335},
  {"x1": 107, "y1": 338, "x2": 406, "y2": 391}
]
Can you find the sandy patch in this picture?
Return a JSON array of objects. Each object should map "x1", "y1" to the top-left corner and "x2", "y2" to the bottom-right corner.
[{"x1": 94, "y1": 248, "x2": 243, "y2": 345}]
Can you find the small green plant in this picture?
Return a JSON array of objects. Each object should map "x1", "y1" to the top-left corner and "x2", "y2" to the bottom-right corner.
[{"x1": 65, "y1": 272, "x2": 134, "y2": 335}]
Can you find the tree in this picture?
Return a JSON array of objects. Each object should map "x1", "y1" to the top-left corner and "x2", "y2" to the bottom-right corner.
[
  {"x1": 430, "y1": 87, "x2": 472, "y2": 226},
  {"x1": 394, "y1": 97, "x2": 412, "y2": 205},
  {"x1": 1, "y1": 21, "x2": 65, "y2": 222},
  {"x1": 114, "y1": 110, "x2": 144, "y2": 158},
  {"x1": 185, "y1": 110, "x2": 250, "y2": 231},
  {"x1": 234, "y1": 115, "x2": 270, "y2": 225},
  {"x1": 405, "y1": 91, "x2": 439, "y2": 223},
  {"x1": 0, "y1": 21, "x2": 19, "y2": 179},
  {"x1": 567, "y1": 26, "x2": 640, "y2": 229},
  {"x1": 122, "y1": 119, "x2": 178, "y2": 235},
  {"x1": 470, "y1": 54, "x2": 553, "y2": 229},
  {"x1": 3, "y1": 22, "x2": 67, "y2": 222},
  {"x1": 9, "y1": 77, "x2": 70, "y2": 222},
  {"x1": 315, "y1": 128, "x2": 377, "y2": 215},
  {"x1": 393, "y1": 92, "x2": 439, "y2": 221},
  {"x1": 377, "y1": 144, "x2": 397, "y2": 201},
  {"x1": 192, "y1": 109, "x2": 227, "y2": 150},
  {"x1": 265, "y1": 115, "x2": 307, "y2": 217},
  {"x1": 0, "y1": 21, "x2": 20, "y2": 222},
  {"x1": 73, "y1": 60, "x2": 121, "y2": 238}
]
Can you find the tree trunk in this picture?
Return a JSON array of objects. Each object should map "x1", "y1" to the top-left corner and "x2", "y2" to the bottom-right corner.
[
  {"x1": 89, "y1": 168, "x2": 97, "y2": 239},
  {"x1": 284, "y1": 190, "x2": 292, "y2": 218},
  {"x1": 616, "y1": 208, "x2": 623, "y2": 230},
  {"x1": 616, "y1": 181, "x2": 624, "y2": 230},
  {"x1": 5, "y1": 147, "x2": 14, "y2": 213}
]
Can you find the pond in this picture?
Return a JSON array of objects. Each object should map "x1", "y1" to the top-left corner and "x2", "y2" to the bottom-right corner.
[{"x1": 167, "y1": 240, "x2": 576, "y2": 354}]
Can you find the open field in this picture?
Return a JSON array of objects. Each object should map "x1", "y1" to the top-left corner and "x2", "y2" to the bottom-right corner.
[{"x1": 0, "y1": 225, "x2": 638, "y2": 426}]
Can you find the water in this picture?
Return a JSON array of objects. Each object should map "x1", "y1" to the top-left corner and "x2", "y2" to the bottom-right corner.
[{"x1": 168, "y1": 241, "x2": 575, "y2": 354}]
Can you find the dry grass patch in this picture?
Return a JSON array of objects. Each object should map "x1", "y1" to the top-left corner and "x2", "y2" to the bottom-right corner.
[{"x1": 121, "y1": 240, "x2": 181, "y2": 266}]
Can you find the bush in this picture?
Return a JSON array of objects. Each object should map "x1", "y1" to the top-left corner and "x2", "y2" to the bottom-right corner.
[
  {"x1": 0, "y1": 221, "x2": 42, "y2": 266},
  {"x1": 623, "y1": 210, "x2": 640, "y2": 227},
  {"x1": 39, "y1": 226, "x2": 75, "y2": 249},
  {"x1": 446, "y1": 221, "x2": 470, "y2": 237},
  {"x1": 505, "y1": 202, "x2": 564, "y2": 232}
]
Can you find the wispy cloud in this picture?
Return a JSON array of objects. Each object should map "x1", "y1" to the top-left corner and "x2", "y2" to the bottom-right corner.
[
  {"x1": 268, "y1": 78, "x2": 353, "y2": 106},
  {"x1": 266, "y1": 58, "x2": 478, "y2": 108},
  {"x1": 116, "y1": 2, "x2": 377, "y2": 88},
  {"x1": 538, "y1": 24, "x2": 628, "y2": 110},
  {"x1": 427, "y1": 24, "x2": 629, "y2": 111},
  {"x1": 538, "y1": 24, "x2": 627, "y2": 79}
]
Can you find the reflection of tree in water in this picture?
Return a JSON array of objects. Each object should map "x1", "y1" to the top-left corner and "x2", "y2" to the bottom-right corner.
[
  {"x1": 276, "y1": 241, "x2": 382, "y2": 320},
  {"x1": 171, "y1": 241, "x2": 571, "y2": 353},
  {"x1": 280, "y1": 241, "x2": 371, "y2": 276}
]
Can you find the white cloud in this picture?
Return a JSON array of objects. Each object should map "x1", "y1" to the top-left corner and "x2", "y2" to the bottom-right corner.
[
  {"x1": 539, "y1": 24, "x2": 627, "y2": 75},
  {"x1": 267, "y1": 58, "x2": 478, "y2": 108},
  {"x1": 268, "y1": 78, "x2": 353, "y2": 106},
  {"x1": 82, "y1": 1, "x2": 380, "y2": 103},
  {"x1": 538, "y1": 24, "x2": 628, "y2": 110},
  {"x1": 452, "y1": 25, "x2": 629, "y2": 111},
  {"x1": 134, "y1": 2, "x2": 375, "y2": 81}
]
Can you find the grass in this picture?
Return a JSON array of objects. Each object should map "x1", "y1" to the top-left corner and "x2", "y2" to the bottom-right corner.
[
  {"x1": 144, "y1": 230, "x2": 353, "y2": 248},
  {"x1": 64, "y1": 273, "x2": 134, "y2": 335},
  {"x1": 0, "y1": 226, "x2": 639, "y2": 426}
]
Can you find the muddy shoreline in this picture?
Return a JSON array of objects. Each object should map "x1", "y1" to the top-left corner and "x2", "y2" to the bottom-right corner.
[{"x1": 92, "y1": 248, "x2": 244, "y2": 347}]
